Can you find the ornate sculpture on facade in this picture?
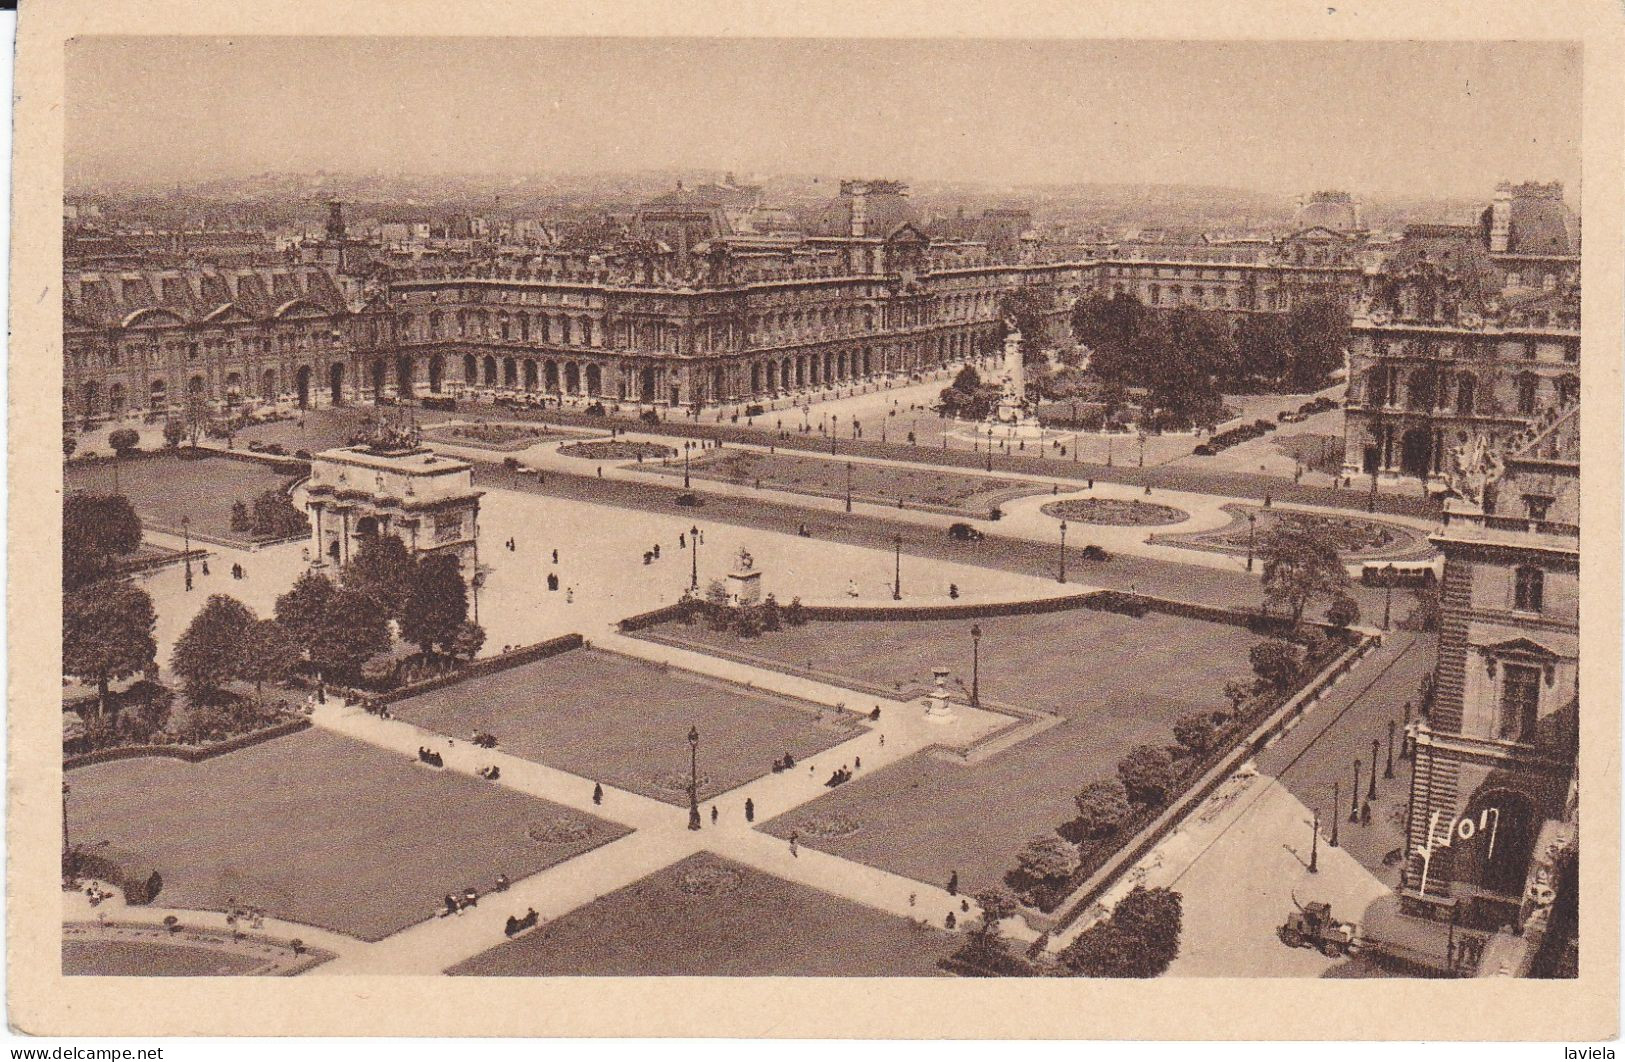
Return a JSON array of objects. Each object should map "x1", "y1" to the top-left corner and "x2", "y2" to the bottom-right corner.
[{"x1": 1447, "y1": 434, "x2": 1505, "y2": 507}]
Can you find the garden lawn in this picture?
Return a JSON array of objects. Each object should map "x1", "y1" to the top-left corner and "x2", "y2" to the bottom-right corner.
[
  {"x1": 65, "y1": 729, "x2": 626, "y2": 942},
  {"x1": 717, "y1": 608, "x2": 1261, "y2": 896},
  {"x1": 641, "y1": 447, "x2": 1046, "y2": 515},
  {"x1": 63, "y1": 939, "x2": 267, "y2": 977},
  {"x1": 386, "y1": 647, "x2": 862, "y2": 805},
  {"x1": 449, "y1": 852, "x2": 957, "y2": 976},
  {"x1": 65, "y1": 453, "x2": 301, "y2": 544}
]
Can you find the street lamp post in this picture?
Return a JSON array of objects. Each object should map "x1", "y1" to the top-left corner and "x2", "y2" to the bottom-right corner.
[
  {"x1": 1246, "y1": 512, "x2": 1257, "y2": 573},
  {"x1": 1368, "y1": 739, "x2": 1380, "y2": 801},
  {"x1": 985, "y1": 428, "x2": 993, "y2": 472},
  {"x1": 970, "y1": 624, "x2": 981, "y2": 707},
  {"x1": 1383, "y1": 564, "x2": 1396, "y2": 630},
  {"x1": 1330, "y1": 783, "x2": 1340, "y2": 847},
  {"x1": 1350, "y1": 760, "x2": 1361, "y2": 822},
  {"x1": 1309, "y1": 810, "x2": 1319, "y2": 873},
  {"x1": 1058, "y1": 520, "x2": 1068, "y2": 584},
  {"x1": 892, "y1": 533, "x2": 903, "y2": 600},
  {"x1": 690, "y1": 524, "x2": 700, "y2": 591},
  {"x1": 687, "y1": 726, "x2": 701, "y2": 831},
  {"x1": 181, "y1": 515, "x2": 193, "y2": 591},
  {"x1": 846, "y1": 462, "x2": 853, "y2": 513},
  {"x1": 683, "y1": 442, "x2": 691, "y2": 489},
  {"x1": 61, "y1": 781, "x2": 71, "y2": 871},
  {"x1": 1385, "y1": 720, "x2": 1397, "y2": 779}
]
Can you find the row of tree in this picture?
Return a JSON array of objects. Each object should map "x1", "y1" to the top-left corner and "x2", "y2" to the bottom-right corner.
[{"x1": 1069, "y1": 292, "x2": 1350, "y2": 425}]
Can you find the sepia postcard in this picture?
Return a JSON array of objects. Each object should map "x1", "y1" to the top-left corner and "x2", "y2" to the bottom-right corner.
[{"x1": 7, "y1": 0, "x2": 1622, "y2": 1041}]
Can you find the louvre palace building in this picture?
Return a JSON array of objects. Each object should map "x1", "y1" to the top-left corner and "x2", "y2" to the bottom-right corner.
[{"x1": 63, "y1": 180, "x2": 1576, "y2": 439}]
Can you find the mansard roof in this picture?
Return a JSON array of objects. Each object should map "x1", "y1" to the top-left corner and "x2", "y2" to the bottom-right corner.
[{"x1": 63, "y1": 265, "x2": 344, "y2": 329}]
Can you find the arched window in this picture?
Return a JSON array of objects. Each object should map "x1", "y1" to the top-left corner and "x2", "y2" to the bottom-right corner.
[{"x1": 1513, "y1": 566, "x2": 1544, "y2": 613}]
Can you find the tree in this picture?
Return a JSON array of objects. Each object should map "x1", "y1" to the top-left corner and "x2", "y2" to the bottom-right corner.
[
  {"x1": 1233, "y1": 314, "x2": 1294, "y2": 388},
  {"x1": 251, "y1": 490, "x2": 309, "y2": 538},
  {"x1": 236, "y1": 619, "x2": 299, "y2": 707},
  {"x1": 1117, "y1": 744, "x2": 1179, "y2": 806},
  {"x1": 1250, "y1": 639, "x2": 1305, "y2": 691},
  {"x1": 1258, "y1": 523, "x2": 1349, "y2": 626},
  {"x1": 171, "y1": 594, "x2": 256, "y2": 704},
  {"x1": 162, "y1": 418, "x2": 187, "y2": 450},
  {"x1": 1111, "y1": 886, "x2": 1184, "y2": 973},
  {"x1": 1016, "y1": 835, "x2": 1080, "y2": 884},
  {"x1": 342, "y1": 533, "x2": 417, "y2": 620},
  {"x1": 450, "y1": 620, "x2": 487, "y2": 661},
  {"x1": 1071, "y1": 292, "x2": 1147, "y2": 383},
  {"x1": 275, "y1": 570, "x2": 337, "y2": 658},
  {"x1": 1063, "y1": 887, "x2": 1184, "y2": 977},
  {"x1": 1061, "y1": 922, "x2": 1152, "y2": 977},
  {"x1": 309, "y1": 586, "x2": 391, "y2": 681},
  {"x1": 951, "y1": 364, "x2": 982, "y2": 393},
  {"x1": 63, "y1": 493, "x2": 142, "y2": 590},
  {"x1": 1285, "y1": 296, "x2": 1350, "y2": 391},
  {"x1": 998, "y1": 289, "x2": 1051, "y2": 366},
  {"x1": 1223, "y1": 678, "x2": 1255, "y2": 713},
  {"x1": 400, "y1": 553, "x2": 469, "y2": 655},
  {"x1": 230, "y1": 499, "x2": 252, "y2": 533},
  {"x1": 974, "y1": 887, "x2": 1020, "y2": 935},
  {"x1": 1172, "y1": 711, "x2": 1219, "y2": 756},
  {"x1": 108, "y1": 428, "x2": 140, "y2": 456},
  {"x1": 1072, "y1": 779, "x2": 1132, "y2": 839},
  {"x1": 181, "y1": 391, "x2": 212, "y2": 449},
  {"x1": 63, "y1": 581, "x2": 157, "y2": 719},
  {"x1": 760, "y1": 593, "x2": 782, "y2": 632}
]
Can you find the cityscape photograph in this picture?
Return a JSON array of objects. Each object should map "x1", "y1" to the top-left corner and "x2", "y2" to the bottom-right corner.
[{"x1": 52, "y1": 33, "x2": 1584, "y2": 989}]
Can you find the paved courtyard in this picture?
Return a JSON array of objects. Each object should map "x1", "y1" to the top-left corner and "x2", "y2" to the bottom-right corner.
[{"x1": 386, "y1": 646, "x2": 864, "y2": 804}]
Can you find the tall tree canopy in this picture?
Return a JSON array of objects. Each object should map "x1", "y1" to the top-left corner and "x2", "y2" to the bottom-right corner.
[
  {"x1": 342, "y1": 532, "x2": 417, "y2": 620},
  {"x1": 308, "y1": 586, "x2": 391, "y2": 681},
  {"x1": 274, "y1": 569, "x2": 338, "y2": 658},
  {"x1": 171, "y1": 594, "x2": 257, "y2": 704},
  {"x1": 400, "y1": 553, "x2": 470, "y2": 655},
  {"x1": 1259, "y1": 523, "x2": 1350, "y2": 626},
  {"x1": 63, "y1": 580, "x2": 157, "y2": 719},
  {"x1": 63, "y1": 493, "x2": 143, "y2": 590}
]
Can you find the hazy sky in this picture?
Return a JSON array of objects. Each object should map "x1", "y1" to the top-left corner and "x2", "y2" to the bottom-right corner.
[{"x1": 66, "y1": 37, "x2": 1581, "y2": 196}]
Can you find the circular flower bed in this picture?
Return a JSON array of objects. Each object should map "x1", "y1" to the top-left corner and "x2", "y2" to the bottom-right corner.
[
  {"x1": 1040, "y1": 498, "x2": 1189, "y2": 526},
  {"x1": 558, "y1": 440, "x2": 676, "y2": 461},
  {"x1": 674, "y1": 861, "x2": 744, "y2": 897},
  {"x1": 794, "y1": 813, "x2": 863, "y2": 839},
  {"x1": 1158, "y1": 505, "x2": 1431, "y2": 560},
  {"x1": 526, "y1": 815, "x2": 597, "y2": 844}
]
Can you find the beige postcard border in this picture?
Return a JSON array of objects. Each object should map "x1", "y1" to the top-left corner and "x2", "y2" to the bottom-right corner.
[{"x1": 8, "y1": 0, "x2": 1621, "y2": 1040}]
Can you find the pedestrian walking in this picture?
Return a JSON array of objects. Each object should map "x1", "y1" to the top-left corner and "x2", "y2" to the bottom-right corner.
[
  {"x1": 711, "y1": 805, "x2": 718, "y2": 825},
  {"x1": 593, "y1": 782, "x2": 603, "y2": 805},
  {"x1": 552, "y1": 549, "x2": 559, "y2": 564},
  {"x1": 879, "y1": 734, "x2": 885, "y2": 747},
  {"x1": 566, "y1": 587, "x2": 574, "y2": 604},
  {"x1": 855, "y1": 756, "x2": 862, "y2": 770},
  {"x1": 744, "y1": 798, "x2": 755, "y2": 822},
  {"x1": 789, "y1": 831, "x2": 799, "y2": 858}
]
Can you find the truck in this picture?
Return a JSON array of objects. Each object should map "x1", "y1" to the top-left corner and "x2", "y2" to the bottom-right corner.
[{"x1": 1280, "y1": 900, "x2": 1360, "y2": 958}]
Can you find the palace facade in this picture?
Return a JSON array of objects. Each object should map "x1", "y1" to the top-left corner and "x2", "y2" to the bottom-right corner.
[
  {"x1": 64, "y1": 180, "x2": 1573, "y2": 428},
  {"x1": 1403, "y1": 403, "x2": 1578, "y2": 959}
]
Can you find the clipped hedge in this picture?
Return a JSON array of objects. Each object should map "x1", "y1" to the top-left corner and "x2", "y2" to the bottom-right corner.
[{"x1": 64, "y1": 717, "x2": 311, "y2": 770}]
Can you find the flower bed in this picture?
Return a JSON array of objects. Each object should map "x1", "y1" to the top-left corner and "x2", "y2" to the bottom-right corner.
[
  {"x1": 1039, "y1": 498, "x2": 1189, "y2": 527},
  {"x1": 1155, "y1": 504, "x2": 1433, "y2": 561},
  {"x1": 558, "y1": 440, "x2": 676, "y2": 461},
  {"x1": 425, "y1": 423, "x2": 564, "y2": 451},
  {"x1": 525, "y1": 815, "x2": 599, "y2": 845}
]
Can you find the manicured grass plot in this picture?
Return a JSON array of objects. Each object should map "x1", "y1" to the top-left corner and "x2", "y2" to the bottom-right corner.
[
  {"x1": 65, "y1": 729, "x2": 625, "y2": 942},
  {"x1": 66, "y1": 453, "x2": 300, "y2": 544},
  {"x1": 387, "y1": 648, "x2": 862, "y2": 805},
  {"x1": 449, "y1": 852, "x2": 956, "y2": 977},
  {"x1": 674, "y1": 608, "x2": 1260, "y2": 895},
  {"x1": 642, "y1": 448, "x2": 1045, "y2": 514},
  {"x1": 63, "y1": 939, "x2": 268, "y2": 977}
]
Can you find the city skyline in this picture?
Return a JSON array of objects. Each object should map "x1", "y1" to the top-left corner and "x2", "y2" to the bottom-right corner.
[{"x1": 66, "y1": 37, "x2": 1581, "y2": 200}]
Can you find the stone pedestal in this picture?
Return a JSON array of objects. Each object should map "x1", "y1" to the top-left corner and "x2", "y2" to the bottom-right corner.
[
  {"x1": 727, "y1": 567, "x2": 763, "y2": 606},
  {"x1": 923, "y1": 665, "x2": 957, "y2": 724}
]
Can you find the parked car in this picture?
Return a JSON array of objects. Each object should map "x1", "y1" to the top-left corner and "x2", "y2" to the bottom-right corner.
[{"x1": 947, "y1": 522, "x2": 985, "y2": 542}]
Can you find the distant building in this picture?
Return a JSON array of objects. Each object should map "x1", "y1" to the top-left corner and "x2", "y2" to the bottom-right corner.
[
  {"x1": 1342, "y1": 186, "x2": 1580, "y2": 490},
  {"x1": 1294, "y1": 190, "x2": 1364, "y2": 233}
]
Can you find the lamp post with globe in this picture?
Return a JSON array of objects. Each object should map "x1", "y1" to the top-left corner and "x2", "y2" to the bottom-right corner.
[{"x1": 687, "y1": 726, "x2": 701, "y2": 831}]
